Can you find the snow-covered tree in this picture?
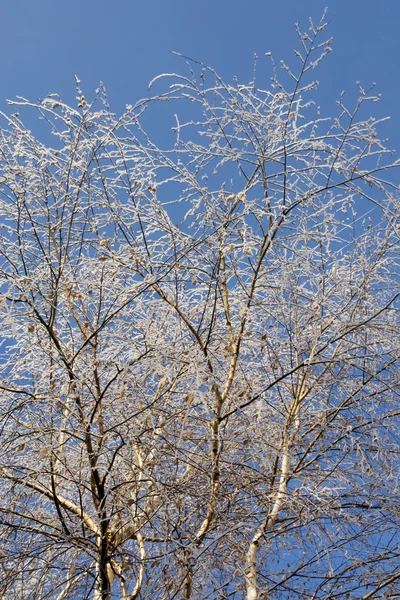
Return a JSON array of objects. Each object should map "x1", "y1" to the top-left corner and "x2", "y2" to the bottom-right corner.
[{"x1": 1, "y1": 13, "x2": 400, "y2": 600}]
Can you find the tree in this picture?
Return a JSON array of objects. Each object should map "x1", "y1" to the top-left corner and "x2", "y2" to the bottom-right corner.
[{"x1": 0, "y1": 12, "x2": 399, "y2": 600}]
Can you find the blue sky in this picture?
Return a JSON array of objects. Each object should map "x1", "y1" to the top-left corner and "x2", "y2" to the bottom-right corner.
[{"x1": 1, "y1": 1, "x2": 399, "y2": 148}]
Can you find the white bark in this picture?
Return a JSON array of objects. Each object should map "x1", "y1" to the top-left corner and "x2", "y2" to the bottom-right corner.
[{"x1": 245, "y1": 448, "x2": 291, "y2": 600}]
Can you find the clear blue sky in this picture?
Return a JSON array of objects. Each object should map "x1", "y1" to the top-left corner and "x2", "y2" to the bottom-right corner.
[{"x1": 1, "y1": 0, "x2": 399, "y2": 148}]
